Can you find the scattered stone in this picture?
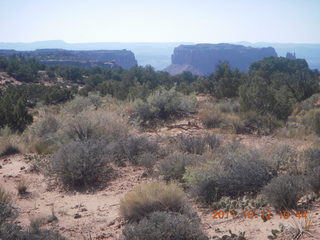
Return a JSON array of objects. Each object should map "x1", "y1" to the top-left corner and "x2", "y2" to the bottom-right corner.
[
  {"x1": 20, "y1": 166, "x2": 25, "y2": 170},
  {"x1": 47, "y1": 215, "x2": 58, "y2": 223},
  {"x1": 80, "y1": 208, "x2": 88, "y2": 212},
  {"x1": 74, "y1": 213, "x2": 82, "y2": 219},
  {"x1": 107, "y1": 220, "x2": 115, "y2": 227}
]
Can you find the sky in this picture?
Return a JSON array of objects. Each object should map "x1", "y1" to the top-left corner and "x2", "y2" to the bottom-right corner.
[{"x1": 0, "y1": 0, "x2": 319, "y2": 43}]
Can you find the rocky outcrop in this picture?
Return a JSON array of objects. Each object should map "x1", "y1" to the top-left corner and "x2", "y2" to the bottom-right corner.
[
  {"x1": 0, "y1": 49, "x2": 137, "y2": 69},
  {"x1": 164, "y1": 43, "x2": 277, "y2": 75}
]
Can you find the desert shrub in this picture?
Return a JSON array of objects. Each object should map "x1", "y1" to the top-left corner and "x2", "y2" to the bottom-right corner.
[
  {"x1": 121, "y1": 211, "x2": 208, "y2": 240},
  {"x1": 0, "y1": 222, "x2": 68, "y2": 240},
  {"x1": 0, "y1": 144, "x2": 20, "y2": 157},
  {"x1": 308, "y1": 167, "x2": 320, "y2": 195},
  {"x1": 176, "y1": 134, "x2": 220, "y2": 155},
  {"x1": 137, "y1": 153, "x2": 157, "y2": 173},
  {"x1": 0, "y1": 188, "x2": 13, "y2": 225},
  {"x1": 50, "y1": 140, "x2": 110, "y2": 190},
  {"x1": 262, "y1": 175, "x2": 308, "y2": 210},
  {"x1": 264, "y1": 144, "x2": 299, "y2": 174},
  {"x1": 120, "y1": 182, "x2": 193, "y2": 222},
  {"x1": 63, "y1": 96, "x2": 92, "y2": 114},
  {"x1": 241, "y1": 111, "x2": 283, "y2": 135},
  {"x1": 185, "y1": 147, "x2": 273, "y2": 203},
  {"x1": 199, "y1": 107, "x2": 222, "y2": 128},
  {"x1": 302, "y1": 108, "x2": 320, "y2": 135},
  {"x1": 301, "y1": 148, "x2": 320, "y2": 171},
  {"x1": 61, "y1": 109, "x2": 130, "y2": 144},
  {"x1": 32, "y1": 115, "x2": 59, "y2": 140},
  {"x1": 132, "y1": 88, "x2": 197, "y2": 125},
  {"x1": 159, "y1": 153, "x2": 203, "y2": 181},
  {"x1": 110, "y1": 136, "x2": 158, "y2": 165},
  {"x1": 199, "y1": 102, "x2": 244, "y2": 133}
]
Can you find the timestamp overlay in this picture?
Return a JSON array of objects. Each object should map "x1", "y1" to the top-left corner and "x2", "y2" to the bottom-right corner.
[{"x1": 211, "y1": 209, "x2": 309, "y2": 221}]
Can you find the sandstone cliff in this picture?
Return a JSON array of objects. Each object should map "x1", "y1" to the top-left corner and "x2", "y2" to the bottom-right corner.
[
  {"x1": 164, "y1": 43, "x2": 277, "y2": 75},
  {"x1": 0, "y1": 49, "x2": 137, "y2": 69}
]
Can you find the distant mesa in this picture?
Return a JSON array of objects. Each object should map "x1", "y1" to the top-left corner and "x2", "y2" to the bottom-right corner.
[
  {"x1": 164, "y1": 43, "x2": 278, "y2": 75},
  {"x1": 0, "y1": 49, "x2": 137, "y2": 69}
]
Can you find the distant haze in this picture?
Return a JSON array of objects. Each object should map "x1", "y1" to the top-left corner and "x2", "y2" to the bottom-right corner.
[{"x1": 0, "y1": 0, "x2": 319, "y2": 43}]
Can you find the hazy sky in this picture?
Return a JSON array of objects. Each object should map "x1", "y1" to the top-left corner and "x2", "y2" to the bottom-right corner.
[{"x1": 0, "y1": 0, "x2": 319, "y2": 43}]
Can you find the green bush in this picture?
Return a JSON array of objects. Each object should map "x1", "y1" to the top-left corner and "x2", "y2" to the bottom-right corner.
[
  {"x1": 121, "y1": 211, "x2": 208, "y2": 240},
  {"x1": 159, "y1": 153, "x2": 202, "y2": 181},
  {"x1": 185, "y1": 147, "x2": 273, "y2": 203},
  {"x1": 120, "y1": 182, "x2": 193, "y2": 222},
  {"x1": 50, "y1": 140, "x2": 111, "y2": 190},
  {"x1": 262, "y1": 175, "x2": 308, "y2": 210}
]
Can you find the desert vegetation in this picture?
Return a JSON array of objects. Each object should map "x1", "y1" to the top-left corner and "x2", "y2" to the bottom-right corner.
[{"x1": 0, "y1": 55, "x2": 320, "y2": 239}]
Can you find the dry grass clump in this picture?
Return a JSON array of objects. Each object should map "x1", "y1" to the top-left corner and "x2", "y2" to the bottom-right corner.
[
  {"x1": 0, "y1": 127, "x2": 21, "y2": 157},
  {"x1": 120, "y1": 182, "x2": 193, "y2": 222}
]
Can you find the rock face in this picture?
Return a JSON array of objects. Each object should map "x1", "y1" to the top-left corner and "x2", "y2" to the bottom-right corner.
[
  {"x1": 0, "y1": 49, "x2": 137, "y2": 69},
  {"x1": 164, "y1": 43, "x2": 277, "y2": 75}
]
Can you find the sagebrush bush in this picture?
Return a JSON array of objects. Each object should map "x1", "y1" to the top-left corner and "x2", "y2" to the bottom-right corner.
[
  {"x1": 110, "y1": 136, "x2": 158, "y2": 165},
  {"x1": 61, "y1": 94, "x2": 100, "y2": 114},
  {"x1": 61, "y1": 109, "x2": 130, "y2": 143},
  {"x1": 309, "y1": 167, "x2": 320, "y2": 195},
  {"x1": 262, "y1": 175, "x2": 308, "y2": 210},
  {"x1": 301, "y1": 148, "x2": 320, "y2": 171},
  {"x1": 121, "y1": 211, "x2": 208, "y2": 240},
  {"x1": 132, "y1": 88, "x2": 197, "y2": 124},
  {"x1": 32, "y1": 115, "x2": 59, "y2": 140},
  {"x1": 241, "y1": 111, "x2": 283, "y2": 135},
  {"x1": 50, "y1": 140, "x2": 111, "y2": 190},
  {"x1": 0, "y1": 222, "x2": 67, "y2": 240},
  {"x1": 176, "y1": 134, "x2": 220, "y2": 155},
  {"x1": 199, "y1": 102, "x2": 244, "y2": 133},
  {"x1": 120, "y1": 182, "x2": 193, "y2": 222},
  {"x1": 264, "y1": 144, "x2": 299, "y2": 174},
  {"x1": 0, "y1": 188, "x2": 13, "y2": 225},
  {"x1": 185, "y1": 147, "x2": 273, "y2": 203},
  {"x1": 159, "y1": 153, "x2": 203, "y2": 181}
]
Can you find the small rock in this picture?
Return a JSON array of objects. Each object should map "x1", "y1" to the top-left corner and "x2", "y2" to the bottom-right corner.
[
  {"x1": 47, "y1": 215, "x2": 58, "y2": 223},
  {"x1": 0, "y1": 165, "x2": 2, "y2": 169},
  {"x1": 20, "y1": 166, "x2": 25, "y2": 170},
  {"x1": 74, "y1": 213, "x2": 82, "y2": 219},
  {"x1": 80, "y1": 208, "x2": 88, "y2": 212},
  {"x1": 107, "y1": 220, "x2": 115, "y2": 227}
]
